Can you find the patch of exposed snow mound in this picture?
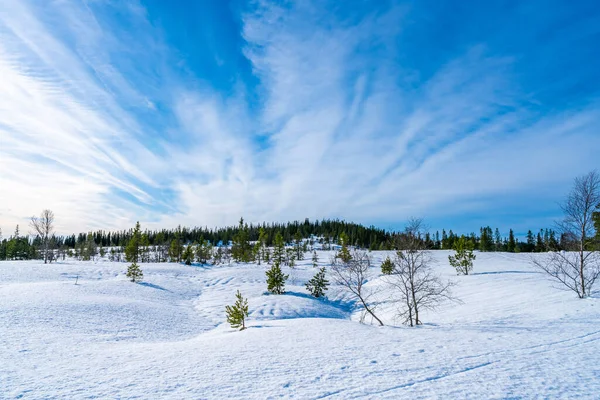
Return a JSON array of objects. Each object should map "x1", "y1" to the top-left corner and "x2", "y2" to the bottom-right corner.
[{"x1": 250, "y1": 291, "x2": 349, "y2": 320}]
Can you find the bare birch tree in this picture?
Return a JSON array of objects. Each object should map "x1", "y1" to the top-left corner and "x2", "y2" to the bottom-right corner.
[
  {"x1": 30, "y1": 209, "x2": 55, "y2": 264},
  {"x1": 388, "y1": 218, "x2": 455, "y2": 326},
  {"x1": 534, "y1": 171, "x2": 600, "y2": 298},
  {"x1": 331, "y1": 249, "x2": 384, "y2": 326}
]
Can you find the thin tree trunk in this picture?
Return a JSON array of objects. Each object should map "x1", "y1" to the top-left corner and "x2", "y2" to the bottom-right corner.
[
  {"x1": 580, "y1": 228, "x2": 586, "y2": 297},
  {"x1": 411, "y1": 279, "x2": 420, "y2": 325},
  {"x1": 359, "y1": 296, "x2": 383, "y2": 326}
]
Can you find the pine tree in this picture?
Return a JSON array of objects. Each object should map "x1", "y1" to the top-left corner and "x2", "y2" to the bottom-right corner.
[
  {"x1": 441, "y1": 229, "x2": 449, "y2": 249},
  {"x1": 337, "y1": 232, "x2": 352, "y2": 262},
  {"x1": 195, "y1": 237, "x2": 212, "y2": 264},
  {"x1": 232, "y1": 218, "x2": 252, "y2": 262},
  {"x1": 225, "y1": 290, "x2": 249, "y2": 330},
  {"x1": 140, "y1": 232, "x2": 150, "y2": 263},
  {"x1": 381, "y1": 256, "x2": 394, "y2": 275},
  {"x1": 126, "y1": 262, "x2": 143, "y2": 282},
  {"x1": 535, "y1": 231, "x2": 545, "y2": 252},
  {"x1": 306, "y1": 267, "x2": 329, "y2": 298},
  {"x1": 169, "y1": 238, "x2": 183, "y2": 262},
  {"x1": 168, "y1": 225, "x2": 184, "y2": 262},
  {"x1": 479, "y1": 226, "x2": 494, "y2": 252},
  {"x1": 526, "y1": 230, "x2": 535, "y2": 252},
  {"x1": 293, "y1": 230, "x2": 303, "y2": 260},
  {"x1": 266, "y1": 260, "x2": 288, "y2": 294},
  {"x1": 507, "y1": 229, "x2": 516, "y2": 253},
  {"x1": 182, "y1": 245, "x2": 194, "y2": 265},
  {"x1": 312, "y1": 250, "x2": 319, "y2": 268},
  {"x1": 448, "y1": 235, "x2": 476, "y2": 275},
  {"x1": 272, "y1": 232, "x2": 285, "y2": 265},
  {"x1": 125, "y1": 222, "x2": 141, "y2": 263},
  {"x1": 82, "y1": 232, "x2": 97, "y2": 261},
  {"x1": 494, "y1": 228, "x2": 502, "y2": 251}
]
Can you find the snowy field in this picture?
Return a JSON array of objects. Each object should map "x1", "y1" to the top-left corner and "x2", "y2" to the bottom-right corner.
[{"x1": 1, "y1": 251, "x2": 599, "y2": 399}]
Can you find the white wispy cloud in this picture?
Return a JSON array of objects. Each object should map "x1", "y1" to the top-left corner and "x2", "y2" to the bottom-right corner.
[
  {"x1": 0, "y1": 0, "x2": 598, "y2": 235},
  {"x1": 0, "y1": 0, "x2": 169, "y2": 232}
]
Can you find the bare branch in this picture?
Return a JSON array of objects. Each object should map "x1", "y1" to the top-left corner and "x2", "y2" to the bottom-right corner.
[
  {"x1": 330, "y1": 249, "x2": 384, "y2": 326},
  {"x1": 30, "y1": 209, "x2": 55, "y2": 264},
  {"x1": 387, "y1": 218, "x2": 457, "y2": 326},
  {"x1": 536, "y1": 171, "x2": 600, "y2": 298}
]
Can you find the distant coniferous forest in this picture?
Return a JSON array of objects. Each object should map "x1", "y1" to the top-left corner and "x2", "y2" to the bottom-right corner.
[{"x1": 1, "y1": 215, "x2": 592, "y2": 261}]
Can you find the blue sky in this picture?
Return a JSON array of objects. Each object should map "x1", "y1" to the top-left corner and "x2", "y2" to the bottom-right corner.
[{"x1": 0, "y1": 0, "x2": 599, "y2": 237}]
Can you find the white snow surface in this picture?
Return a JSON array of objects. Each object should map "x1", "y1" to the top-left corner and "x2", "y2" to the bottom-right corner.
[{"x1": 1, "y1": 251, "x2": 599, "y2": 399}]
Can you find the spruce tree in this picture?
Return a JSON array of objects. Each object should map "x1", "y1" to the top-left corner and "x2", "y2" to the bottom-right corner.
[
  {"x1": 182, "y1": 245, "x2": 194, "y2": 265},
  {"x1": 526, "y1": 230, "x2": 535, "y2": 252},
  {"x1": 449, "y1": 235, "x2": 476, "y2": 275},
  {"x1": 126, "y1": 262, "x2": 143, "y2": 282},
  {"x1": 306, "y1": 267, "x2": 329, "y2": 298},
  {"x1": 168, "y1": 225, "x2": 184, "y2": 262},
  {"x1": 479, "y1": 226, "x2": 494, "y2": 252},
  {"x1": 272, "y1": 232, "x2": 285, "y2": 265},
  {"x1": 257, "y1": 227, "x2": 268, "y2": 264},
  {"x1": 195, "y1": 237, "x2": 212, "y2": 264},
  {"x1": 381, "y1": 256, "x2": 394, "y2": 275},
  {"x1": 293, "y1": 230, "x2": 303, "y2": 260},
  {"x1": 266, "y1": 260, "x2": 288, "y2": 294},
  {"x1": 494, "y1": 228, "x2": 502, "y2": 251},
  {"x1": 225, "y1": 290, "x2": 249, "y2": 330},
  {"x1": 232, "y1": 218, "x2": 252, "y2": 262},
  {"x1": 141, "y1": 232, "x2": 150, "y2": 263},
  {"x1": 535, "y1": 231, "x2": 545, "y2": 252},
  {"x1": 82, "y1": 232, "x2": 97, "y2": 261},
  {"x1": 441, "y1": 229, "x2": 449, "y2": 249},
  {"x1": 507, "y1": 229, "x2": 516, "y2": 252},
  {"x1": 337, "y1": 232, "x2": 352, "y2": 262},
  {"x1": 312, "y1": 250, "x2": 319, "y2": 268},
  {"x1": 125, "y1": 222, "x2": 141, "y2": 263},
  {"x1": 169, "y1": 239, "x2": 183, "y2": 262}
]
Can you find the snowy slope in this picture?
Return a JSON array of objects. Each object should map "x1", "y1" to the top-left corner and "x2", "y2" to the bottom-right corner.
[{"x1": 1, "y1": 251, "x2": 599, "y2": 399}]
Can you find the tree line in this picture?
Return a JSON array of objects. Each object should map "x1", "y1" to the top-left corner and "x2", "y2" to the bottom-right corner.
[{"x1": 0, "y1": 218, "x2": 580, "y2": 262}]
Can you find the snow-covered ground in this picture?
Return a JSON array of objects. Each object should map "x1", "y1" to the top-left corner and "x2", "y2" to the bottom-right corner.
[{"x1": 1, "y1": 251, "x2": 599, "y2": 399}]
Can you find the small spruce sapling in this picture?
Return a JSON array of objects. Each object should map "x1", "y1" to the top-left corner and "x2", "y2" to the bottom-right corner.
[
  {"x1": 381, "y1": 256, "x2": 394, "y2": 275},
  {"x1": 448, "y1": 235, "x2": 476, "y2": 275},
  {"x1": 306, "y1": 267, "x2": 329, "y2": 298},
  {"x1": 266, "y1": 260, "x2": 288, "y2": 294},
  {"x1": 337, "y1": 232, "x2": 352, "y2": 262},
  {"x1": 126, "y1": 262, "x2": 143, "y2": 282},
  {"x1": 225, "y1": 290, "x2": 249, "y2": 330},
  {"x1": 312, "y1": 250, "x2": 319, "y2": 268}
]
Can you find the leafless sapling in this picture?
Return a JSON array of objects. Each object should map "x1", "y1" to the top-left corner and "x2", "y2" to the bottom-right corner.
[
  {"x1": 30, "y1": 209, "x2": 55, "y2": 264},
  {"x1": 388, "y1": 218, "x2": 456, "y2": 326},
  {"x1": 331, "y1": 249, "x2": 384, "y2": 326},
  {"x1": 533, "y1": 171, "x2": 600, "y2": 298}
]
